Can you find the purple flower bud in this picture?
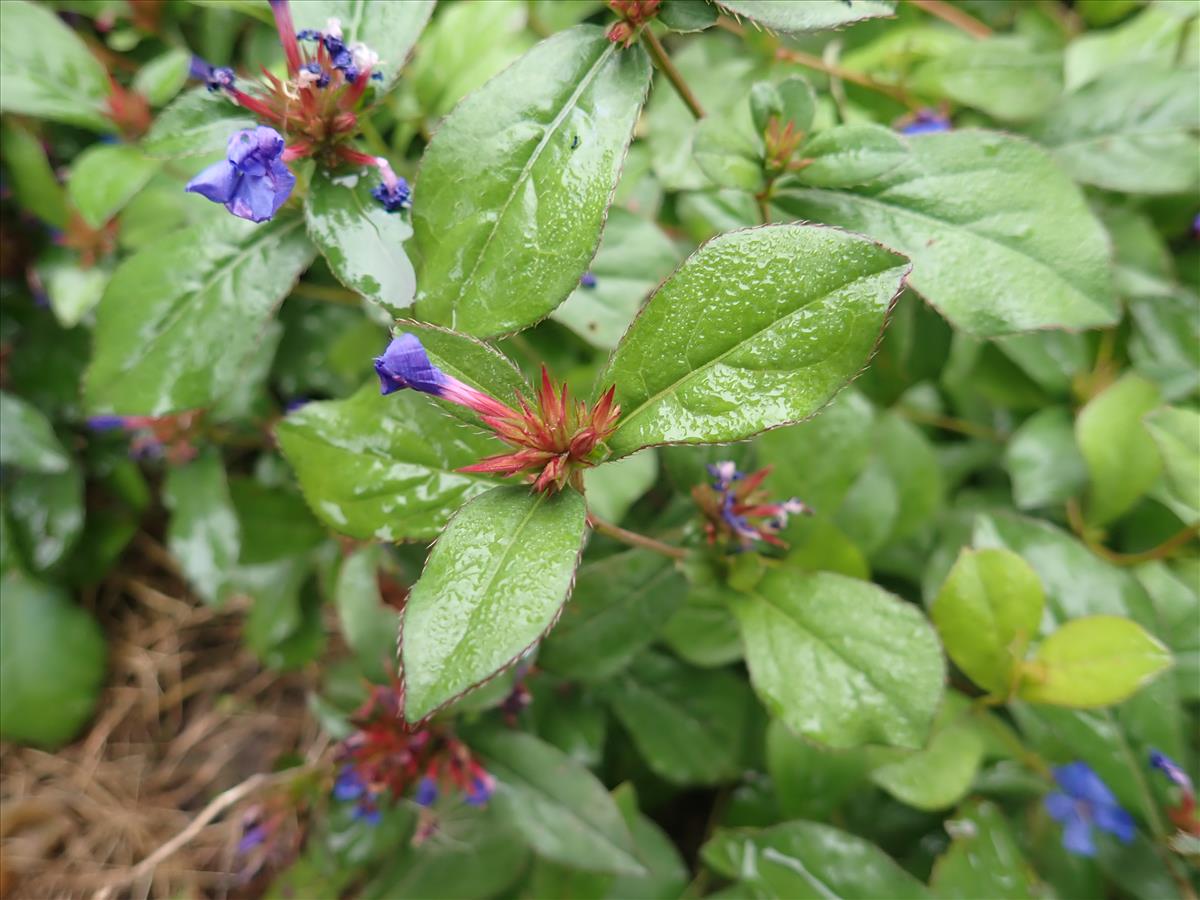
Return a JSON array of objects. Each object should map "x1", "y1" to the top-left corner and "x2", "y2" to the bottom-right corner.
[
  {"x1": 186, "y1": 126, "x2": 295, "y2": 223},
  {"x1": 707, "y1": 461, "x2": 741, "y2": 489},
  {"x1": 300, "y1": 61, "x2": 330, "y2": 88},
  {"x1": 87, "y1": 415, "x2": 127, "y2": 431},
  {"x1": 1150, "y1": 749, "x2": 1193, "y2": 794},
  {"x1": 374, "y1": 334, "x2": 446, "y2": 396},
  {"x1": 333, "y1": 767, "x2": 366, "y2": 801},
  {"x1": 465, "y1": 771, "x2": 495, "y2": 807},
  {"x1": 414, "y1": 777, "x2": 439, "y2": 808},
  {"x1": 297, "y1": 29, "x2": 320, "y2": 41},
  {"x1": 352, "y1": 803, "x2": 382, "y2": 826},
  {"x1": 371, "y1": 177, "x2": 410, "y2": 213},
  {"x1": 899, "y1": 109, "x2": 951, "y2": 136},
  {"x1": 189, "y1": 57, "x2": 236, "y2": 92},
  {"x1": 580, "y1": 272, "x2": 597, "y2": 289}
]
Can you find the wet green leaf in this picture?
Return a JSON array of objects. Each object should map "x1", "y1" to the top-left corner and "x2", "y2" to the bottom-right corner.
[
  {"x1": 733, "y1": 569, "x2": 945, "y2": 748},
  {"x1": 85, "y1": 213, "x2": 316, "y2": 415},
  {"x1": 414, "y1": 27, "x2": 652, "y2": 336},
  {"x1": 792, "y1": 123, "x2": 910, "y2": 189},
  {"x1": 0, "y1": 391, "x2": 70, "y2": 473},
  {"x1": 912, "y1": 36, "x2": 1062, "y2": 122},
  {"x1": 35, "y1": 251, "x2": 112, "y2": 328},
  {"x1": 1144, "y1": 406, "x2": 1199, "y2": 522},
  {"x1": 472, "y1": 728, "x2": 645, "y2": 875},
  {"x1": 276, "y1": 383, "x2": 503, "y2": 542},
  {"x1": 932, "y1": 548, "x2": 1045, "y2": 694},
  {"x1": 601, "y1": 224, "x2": 909, "y2": 457},
  {"x1": 774, "y1": 131, "x2": 1117, "y2": 336},
  {"x1": 1020, "y1": 615, "x2": 1173, "y2": 707},
  {"x1": 6, "y1": 462, "x2": 84, "y2": 573},
  {"x1": 767, "y1": 718, "x2": 874, "y2": 820},
  {"x1": 0, "y1": 0, "x2": 112, "y2": 130},
  {"x1": 67, "y1": 144, "x2": 161, "y2": 229},
  {"x1": 306, "y1": 169, "x2": 416, "y2": 315},
  {"x1": 141, "y1": 87, "x2": 256, "y2": 159},
  {"x1": 162, "y1": 450, "x2": 239, "y2": 606},
  {"x1": 1004, "y1": 407, "x2": 1088, "y2": 510},
  {"x1": 714, "y1": 0, "x2": 896, "y2": 32},
  {"x1": 931, "y1": 799, "x2": 1041, "y2": 898},
  {"x1": 401, "y1": 487, "x2": 587, "y2": 722}
]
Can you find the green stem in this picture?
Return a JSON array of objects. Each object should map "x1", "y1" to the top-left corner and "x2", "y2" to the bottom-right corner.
[
  {"x1": 642, "y1": 28, "x2": 705, "y2": 119},
  {"x1": 587, "y1": 514, "x2": 688, "y2": 560}
]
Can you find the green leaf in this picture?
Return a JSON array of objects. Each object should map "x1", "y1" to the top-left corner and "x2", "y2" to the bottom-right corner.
[
  {"x1": 931, "y1": 799, "x2": 1041, "y2": 899},
  {"x1": 1075, "y1": 373, "x2": 1163, "y2": 526},
  {"x1": 659, "y1": 0, "x2": 720, "y2": 33},
  {"x1": 1144, "y1": 407, "x2": 1200, "y2": 522},
  {"x1": 413, "y1": 27, "x2": 652, "y2": 336},
  {"x1": 0, "y1": 0, "x2": 112, "y2": 131},
  {"x1": 34, "y1": 250, "x2": 112, "y2": 328},
  {"x1": 162, "y1": 450, "x2": 240, "y2": 606},
  {"x1": 1027, "y1": 65, "x2": 1200, "y2": 195},
  {"x1": 932, "y1": 548, "x2": 1045, "y2": 695},
  {"x1": 85, "y1": 212, "x2": 316, "y2": 415},
  {"x1": 401, "y1": 487, "x2": 587, "y2": 722},
  {"x1": 1135, "y1": 562, "x2": 1199, "y2": 701},
  {"x1": 132, "y1": 47, "x2": 191, "y2": 106},
  {"x1": 276, "y1": 383, "x2": 503, "y2": 541},
  {"x1": 694, "y1": 115, "x2": 765, "y2": 193},
  {"x1": 751, "y1": 77, "x2": 816, "y2": 135},
  {"x1": 607, "y1": 784, "x2": 689, "y2": 899},
  {"x1": 471, "y1": 728, "x2": 645, "y2": 875},
  {"x1": 6, "y1": 463, "x2": 84, "y2": 572},
  {"x1": 550, "y1": 208, "x2": 680, "y2": 349},
  {"x1": 1020, "y1": 615, "x2": 1172, "y2": 707},
  {"x1": 1004, "y1": 407, "x2": 1088, "y2": 510},
  {"x1": 912, "y1": 36, "x2": 1062, "y2": 122},
  {"x1": 0, "y1": 121, "x2": 68, "y2": 228},
  {"x1": 0, "y1": 391, "x2": 70, "y2": 473},
  {"x1": 732, "y1": 569, "x2": 945, "y2": 749},
  {"x1": 792, "y1": 123, "x2": 910, "y2": 189},
  {"x1": 702, "y1": 821, "x2": 929, "y2": 900},
  {"x1": 291, "y1": 0, "x2": 434, "y2": 90},
  {"x1": 773, "y1": 131, "x2": 1117, "y2": 336},
  {"x1": 335, "y1": 547, "x2": 400, "y2": 683},
  {"x1": 141, "y1": 87, "x2": 256, "y2": 159},
  {"x1": 601, "y1": 651, "x2": 752, "y2": 785},
  {"x1": 0, "y1": 573, "x2": 106, "y2": 747},
  {"x1": 660, "y1": 582, "x2": 744, "y2": 667},
  {"x1": 869, "y1": 693, "x2": 985, "y2": 811},
  {"x1": 766, "y1": 718, "x2": 873, "y2": 820},
  {"x1": 875, "y1": 411, "x2": 944, "y2": 540},
  {"x1": 714, "y1": 0, "x2": 896, "y2": 32},
  {"x1": 1065, "y1": 6, "x2": 1189, "y2": 89},
  {"x1": 67, "y1": 143, "x2": 161, "y2": 229},
  {"x1": 306, "y1": 168, "x2": 416, "y2": 315},
  {"x1": 601, "y1": 224, "x2": 909, "y2": 457},
  {"x1": 757, "y1": 389, "x2": 874, "y2": 514}
]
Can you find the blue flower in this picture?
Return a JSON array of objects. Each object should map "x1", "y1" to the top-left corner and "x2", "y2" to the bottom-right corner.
[
  {"x1": 1044, "y1": 762, "x2": 1135, "y2": 856},
  {"x1": 185, "y1": 126, "x2": 295, "y2": 223},
  {"x1": 189, "y1": 56, "x2": 235, "y2": 92},
  {"x1": 414, "y1": 777, "x2": 439, "y2": 808},
  {"x1": 236, "y1": 823, "x2": 268, "y2": 854},
  {"x1": 899, "y1": 109, "x2": 951, "y2": 136},
  {"x1": 371, "y1": 175, "x2": 410, "y2": 213},
  {"x1": 580, "y1": 272, "x2": 597, "y2": 289},
  {"x1": 352, "y1": 804, "x2": 382, "y2": 826},
  {"x1": 465, "y1": 773, "x2": 495, "y2": 807},
  {"x1": 300, "y1": 61, "x2": 330, "y2": 88},
  {"x1": 333, "y1": 767, "x2": 366, "y2": 801},
  {"x1": 297, "y1": 29, "x2": 320, "y2": 41},
  {"x1": 1150, "y1": 749, "x2": 1193, "y2": 793},
  {"x1": 87, "y1": 415, "x2": 127, "y2": 431},
  {"x1": 374, "y1": 334, "x2": 446, "y2": 396}
]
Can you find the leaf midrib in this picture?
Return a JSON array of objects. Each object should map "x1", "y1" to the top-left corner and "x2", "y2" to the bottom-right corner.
[
  {"x1": 610, "y1": 261, "x2": 903, "y2": 445},
  {"x1": 442, "y1": 40, "x2": 617, "y2": 327}
]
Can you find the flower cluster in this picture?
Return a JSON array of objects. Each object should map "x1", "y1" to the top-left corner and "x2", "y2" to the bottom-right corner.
[
  {"x1": 607, "y1": 0, "x2": 661, "y2": 46},
  {"x1": 87, "y1": 413, "x2": 199, "y2": 464},
  {"x1": 374, "y1": 334, "x2": 620, "y2": 493},
  {"x1": 692, "y1": 462, "x2": 810, "y2": 550},
  {"x1": 332, "y1": 683, "x2": 495, "y2": 841},
  {"x1": 185, "y1": 0, "x2": 408, "y2": 222}
]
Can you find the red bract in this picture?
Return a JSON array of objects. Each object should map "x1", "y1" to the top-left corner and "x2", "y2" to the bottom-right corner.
[
  {"x1": 692, "y1": 462, "x2": 811, "y2": 550},
  {"x1": 459, "y1": 367, "x2": 621, "y2": 494}
]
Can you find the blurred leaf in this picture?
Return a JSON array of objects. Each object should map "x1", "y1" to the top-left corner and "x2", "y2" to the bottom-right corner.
[
  {"x1": 1143, "y1": 406, "x2": 1200, "y2": 522},
  {"x1": 583, "y1": 450, "x2": 658, "y2": 523},
  {"x1": 932, "y1": 547, "x2": 1044, "y2": 694},
  {"x1": 912, "y1": 36, "x2": 1062, "y2": 121},
  {"x1": 334, "y1": 547, "x2": 400, "y2": 683},
  {"x1": 774, "y1": 131, "x2": 1118, "y2": 336},
  {"x1": 0, "y1": 573, "x2": 106, "y2": 746},
  {"x1": 68, "y1": 143, "x2": 160, "y2": 229},
  {"x1": 1076, "y1": 373, "x2": 1163, "y2": 526},
  {"x1": 660, "y1": 582, "x2": 744, "y2": 667},
  {"x1": 35, "y1": 250, "x2": 112, "y2": 328},
  {"x1": 85, "y1": 212, "x2": 316, "y2": 415},
  {"x1": 305, "y1": 168, "x2": 416, "y2": 316},
  {"x1": 1019, "y1": 615, "x2": 1172, "y2": 707},
  {"x1": 1004, "y1": 407, "x2": 1088, "y2": 510},
  {"x1": 141, "y1": 87, "x2": 256, "y2": 158},
  {"x1": 931, "y1": 799, "x2": 1041, "y2": 898},
  {"x1": 694, "y1": 113, "x2": 764, "y2": 193},
  {"x1": 413, "y1": 27, "x2": 651, "y2": 336},
  {"x1": 0, "y1": 0, "x2": 112, "y2": 130},
  {"x1": 766, "y1": 718, "x2": 874, "y2": 819},
  {"x1": 602, "y1": 225, "x2": 908, "y2": 457},
  {"x1": 1028, "y1": 65, "x2": 1200, "y2": 195},
  {"x1": 733, "y1": 569, "x2": 945, "y2": 749},
  {"x1": 6, "y1": 462, "x2": 84, "y2": 573},
  {"x1": 401, "y1": 487, "x2": 587, "y2": 722},
  {"x1": 714, "y1": 0, "x2": 896, "y2": 32},
  {"x1": 276, "y1": 384, "x2": 502, "y2": 541},
  {"x1": 132, "y1": 47, "x2": 191, "y2": 106},
  {"x1": 162, "y1": 450, "x2": 239, "y2": 606},
  {"x1": 0, "y1": 391, "x2": 70, "y2": 473},
  {"x1": 601, "y1": 651, "x2": 753, "y2": 785},
  {"x1": 0, "y1": 121, "x2": 68, "y2": 228},
  {"x1": 472, "y1": 728, "x2": 645, "y2": 875},
  {"x1": 1135, "y1": 561, "x2": 1199, "y2": 701},
  {"x1": 1065, "y1": 6, "x2": 1191, "y2": 88},
  {"x1": 702, "y1": 820, "x2": 929, "y2": 899},
  {"x1": 659, "y1": 0, "x2": 719, "y2": 32}
]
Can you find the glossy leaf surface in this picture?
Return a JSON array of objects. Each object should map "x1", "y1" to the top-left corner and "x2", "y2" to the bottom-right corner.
[
  {"x1": 401, "y1": 487, "x2": 587, "y2": 722},
  {"x1": 1004, "y1": 407, "x2": 1088, "y2": 510},
  {"x1": 931, "y1": 800, "x2": 1041, "y2": 898},
  {"x1": 733, "y1": 569, "x2": 944, "y2": 748},
  {"x1": 306, "y1": 169, "x2": 416, "y2": 315},
  {"x1": 601, "y1": 224, "x2": 909, "y2": 457},
  {"x1": 141, "y1": 88, "x2": 256, "y2": 159},
  {"x1": 792, "y1": 124, "x2": 910, "y2": 189},
  {"x1": 67, "y1": 144, "x2": 161, "y2": 229},
  {"x1": 774, "y1": 131, "x2": 1117, "y2": 336},
  {"x1": 162, "y1": 450, "x2": 240, "y2": 606},
  {"x1": 276, "y1": 383, "x2": 503, "y2": 542},
  {"x1": 413, "y1": 27, "x2": 651, "y2": 336},
  {"x1": 85, "y1": 213, "x2": 315, "y2": 415},
  {"x1": 714, "y1": 0, "x2": 896, "y2": 32},
  {"x1": 0, "y1": 392, "x2": 69, "y2": 473}
]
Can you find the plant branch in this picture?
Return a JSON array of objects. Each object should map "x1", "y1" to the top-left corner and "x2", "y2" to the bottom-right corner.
[
  {"x1": 642, "y1": 28, "x2": 706, "y2": 119},
  {"x1": 907, "y1": 0, "x2": 992, "y2": 38},
  {"x1": 774, "y1": 47, "x2": 913, "y2": 106},
  {"x1": 587, "y1": 513, "x2": 688, "y2": 560},
  {"x1": 1066, "y1": 498, "x2": 1199, "y2": 566}
]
